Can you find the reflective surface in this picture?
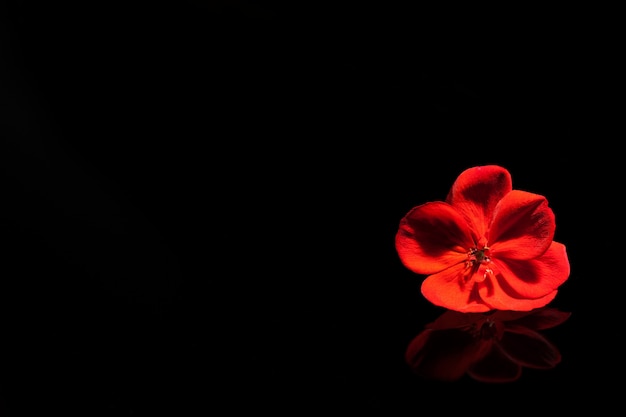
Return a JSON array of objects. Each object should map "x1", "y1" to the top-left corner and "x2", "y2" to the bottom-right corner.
[
  {"x1": 405, "y1": 307, "x2": 570, "y2": 383},
  {"x1": 1, "y1": 2, "x2": 622, "y2": 415}
]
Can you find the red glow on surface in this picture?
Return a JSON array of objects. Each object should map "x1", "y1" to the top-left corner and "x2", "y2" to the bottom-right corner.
[{"x1": 405, "y1": 307, "x2": 571, "y2": 383}]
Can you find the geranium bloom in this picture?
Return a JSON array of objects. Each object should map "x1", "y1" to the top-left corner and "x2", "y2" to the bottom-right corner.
[
  {"x1": 395, "y1": 165, "x2": 570, "y2": 312},
  {"x1": 405, "y1": 307, "x2": 571, "y2": 383}
]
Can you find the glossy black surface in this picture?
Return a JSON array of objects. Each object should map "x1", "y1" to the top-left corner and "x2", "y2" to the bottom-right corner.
[{"x1": 1, "y1": 2, "x2": 622, "y2": 414}]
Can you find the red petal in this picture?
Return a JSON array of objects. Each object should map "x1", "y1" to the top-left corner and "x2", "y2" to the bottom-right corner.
[
  {"x1": 478, "y1": 284, "x2": 558, "y2": 311},
  {"x1": 395, "y1": 202, "x2": 474, "y2": 275},
  {"x1": 446, "y1": 165, "x2": 513, "y2": 239},
  {"x1": 491, "y1": 241, "x2": 570, "y2": 298},
  {"x1": 488, "y1": 190, "x2": 556, "y2": 260},
  {"x1": 421, "y1": 264, "x2": 492, "y2": 312}
]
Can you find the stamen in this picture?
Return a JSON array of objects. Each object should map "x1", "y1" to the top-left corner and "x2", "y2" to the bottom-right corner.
[
  {"x1": 464, "y1": 244, "x2": 493, "y2": 283},
  {"x1": 483, "y1": 267, "x2": 495, "y2": 281}
]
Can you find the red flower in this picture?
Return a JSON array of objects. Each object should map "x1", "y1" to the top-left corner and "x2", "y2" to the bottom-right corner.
[
  {"x1": 395, "y1": 165, "x2": 570, "y2": 312},
  {"x1": 405, "y1": 307, "x2": 571, "y2": 383}
]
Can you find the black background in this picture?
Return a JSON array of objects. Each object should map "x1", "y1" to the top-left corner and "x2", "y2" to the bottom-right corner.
[{"x1": 1, "y1": 1, "x2": 623, "y2": 415}]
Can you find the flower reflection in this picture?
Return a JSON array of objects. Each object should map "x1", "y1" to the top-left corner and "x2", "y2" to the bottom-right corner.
[{"x1": 405, "y1": 307, "x2": 570, "y2": 383}]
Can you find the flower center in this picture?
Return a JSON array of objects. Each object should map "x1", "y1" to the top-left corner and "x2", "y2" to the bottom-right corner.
[
  {"x1": 467, "y1": 246, "x2": 491, "y2": 264},
  {"x1": 463, "y1": 245, "x2": 494, "y2": 283}
]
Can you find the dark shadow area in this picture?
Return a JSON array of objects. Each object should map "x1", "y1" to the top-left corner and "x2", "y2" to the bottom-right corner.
[{"x1": 1, "y1": 1, "x2": 623, "y2": 415}]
